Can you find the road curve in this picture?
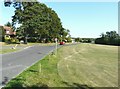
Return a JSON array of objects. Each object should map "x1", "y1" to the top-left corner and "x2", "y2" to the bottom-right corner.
[{"x1": 0, "y1": 45, "x2": 57, "y2": 85}]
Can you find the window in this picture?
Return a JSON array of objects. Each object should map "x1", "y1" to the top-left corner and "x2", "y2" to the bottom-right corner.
[{"x1": 6, "y1": 31, "x2": 9, "y2": 34}]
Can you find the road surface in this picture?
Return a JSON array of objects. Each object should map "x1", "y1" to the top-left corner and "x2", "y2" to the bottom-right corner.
[{"x1": 0, "y1": 45, "x2": 58, "y2": 86}]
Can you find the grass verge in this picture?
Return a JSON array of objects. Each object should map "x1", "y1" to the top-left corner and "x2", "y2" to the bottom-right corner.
[
  {"x1": 0, "y1": 49, "x2": 19, "y2": 54},
  {"x1": 0, "y1": 43, "x2": 56, "y2": 54}
]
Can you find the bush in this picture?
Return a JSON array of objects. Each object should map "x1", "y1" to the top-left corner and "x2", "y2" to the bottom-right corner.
[
  {"x1": 27, "y1": 37, "x2": 37, "y2": 42},
  {"x1": 11, "y1": 38, "x2": 20, "y2": 44},
  {"x1": 5, "y1": 35, "x2": 11, "y2": 44},
  {"x1": 95, "y1": 37, "x2": 120, "y2": 46},
  {"x1": 5, "y1": 35, "x2": 19, "y2": 44}
]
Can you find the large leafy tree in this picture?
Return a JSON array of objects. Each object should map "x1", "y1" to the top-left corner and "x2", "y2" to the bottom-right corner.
[{"x1": 4, "y1": 1, "x2": 69, "y2": 43}]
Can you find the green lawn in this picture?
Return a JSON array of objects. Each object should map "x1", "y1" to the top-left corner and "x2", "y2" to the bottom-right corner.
[
  {"x1": 0, "y1": 49, "x2": 19, "y2": 54},
  {"x1": 0, "y1": 44, "x2": 27, "y2": 54},
  {"x1": 4, "y1": 43, "x2": 118, "y2": 88}
]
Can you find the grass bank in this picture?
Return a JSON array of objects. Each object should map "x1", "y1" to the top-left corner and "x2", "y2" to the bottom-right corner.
[
  {"x1": 4, "y1": 43, "x2": 118, "y2": 88},
  {"x1": 0, "y1": 44, "x2": 28, "y2": 54}
]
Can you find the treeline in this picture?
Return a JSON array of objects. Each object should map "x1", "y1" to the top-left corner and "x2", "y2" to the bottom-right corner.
[
  {"x1": 4, "y1": 1, "x2": 71, "y2": 43},
  {"x1": 74, "y1": 37, "x2": 94, "y2": 43},
  {"x1": 95, "y1": 31, "x2": 120, "y2": 46}
]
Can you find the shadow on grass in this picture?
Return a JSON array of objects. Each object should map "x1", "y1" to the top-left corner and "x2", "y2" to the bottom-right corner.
[
  {"x1": 2, "y1": 80, "x2": 49, "y2": 89},
  {"x1": 28, "y1": 69, "x2": 38, "y2": 73},
  {"x1": 2, "y1": 81, "x2": 94, "y2": 89},
  {"x1": 62, "y1": 81, "x2": 94, "y2": 89},
  {"x1": 2, "y1": 78, "x2": 93, "y2": 89},
  {"x1": 73, "y1": 83, "x2": 94, "y2": 89}
]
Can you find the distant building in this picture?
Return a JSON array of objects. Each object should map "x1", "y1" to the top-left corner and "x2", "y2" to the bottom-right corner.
[
  {"x1": 3, "y1": 26, "x2": 16, "y2": 36},
  {"x1": 71, "y1": 38, "x2": 75, "y2": 43},
  {"x1": 0, "y1": 25, "x2": 16, "y2": 37}
]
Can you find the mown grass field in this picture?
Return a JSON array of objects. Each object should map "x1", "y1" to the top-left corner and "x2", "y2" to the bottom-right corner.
[{"x1": 4, "y1": 43, "x2": 118, "y2": 88}]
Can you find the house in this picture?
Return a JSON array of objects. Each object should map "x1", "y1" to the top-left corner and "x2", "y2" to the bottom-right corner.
[
  {"x1": 71, "y1": 38, "x2": 75, "y2": 43},
  {"x1": 0, "y1": 25, "x2": 17, "y2": 43},
  {"x1": 3, "y1": 26, "x2": 16, "y2": 36},
  {"x1": 0, "y1": 25, "x2": 16, "y2": 37}
]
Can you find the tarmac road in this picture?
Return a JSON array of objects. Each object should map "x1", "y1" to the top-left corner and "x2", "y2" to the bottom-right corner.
[
  {"x1": 0, "y1": 43, "x2": 79, "y2": 88},
  {"x1": 0, "y1": 45, "x2": 58, "y2": 86}
]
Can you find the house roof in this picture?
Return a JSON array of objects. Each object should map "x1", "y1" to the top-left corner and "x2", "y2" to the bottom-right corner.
[
  {"x1": 3, "y1": 26, "x2": 11, "y2": 31},
  {"x1": 0, "y1": 25, "x2": 16, "y2": 35},
  {"x1": 0, "y1": 25, "x2": 11, "y2": 30}
]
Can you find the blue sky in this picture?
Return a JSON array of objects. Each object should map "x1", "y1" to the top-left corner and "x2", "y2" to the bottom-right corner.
[{"x1": 0, "y1": 2, "x2": 118, "y2": 38}]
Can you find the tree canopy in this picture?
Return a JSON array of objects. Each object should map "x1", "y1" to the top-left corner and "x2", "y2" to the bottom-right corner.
[{"x1": 4, "y1": 1, "x2": 71, "y2": 43}]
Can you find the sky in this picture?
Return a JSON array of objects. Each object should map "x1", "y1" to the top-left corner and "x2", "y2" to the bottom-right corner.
[{"x1": 0, "y1": 1, "x2": 118, "y2": 38}]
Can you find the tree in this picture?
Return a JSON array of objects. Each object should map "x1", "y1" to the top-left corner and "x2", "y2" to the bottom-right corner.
[
  {"x1": 4, "y1": 1, "x2": 70, "y2": 43},
  {"x1": 95, "y1": 31, "x2": 120, "y2": 46},
  {"x1": 0, "y1": 26, "x2": 5, "y2": 42},
  {"x1": 4, "y1": 22, "x2": 16, "y2": 32},
  {"x1": 4, "y1": 0, "x2": 12, "y2": 7},
  {"x1": 75, "y1": 37, "x2": 81, "y2": 42},
  {"x1": 4, "y1": 22, "x2": 12, "y2": 27},
  {"x1": 66, "y1": 36, "x2": 71, "y2": 42}
]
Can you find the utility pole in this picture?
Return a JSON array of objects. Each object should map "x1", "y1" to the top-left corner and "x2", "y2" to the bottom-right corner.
[{"x1": 55, "y1": 38, "x2": 57, "y2": 55}]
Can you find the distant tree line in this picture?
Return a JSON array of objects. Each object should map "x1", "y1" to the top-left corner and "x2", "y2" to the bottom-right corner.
[
  {"x1": 74, "y1": 37, "x2": 94, "y2": 43},
  {"x1": 81, "y1": 38, "x2": 95, "y2": 43},
  {"x1": 4, "y1": 1, "x2": 71, "y2": 43},
  {"x1": 95, "y1": 31, "x2": 120, "y2": 46}
]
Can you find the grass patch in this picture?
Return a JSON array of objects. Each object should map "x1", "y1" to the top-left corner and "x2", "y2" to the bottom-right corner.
[
  {"x1": 0, "y1": 43, "x2": 55, "y2": 54},
  {"x1": 0, "y1": 49, "x2": 19, "y2": 54},
  {"x1": 4, "y1": 43, "x2": 118, "y2": 88}
]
